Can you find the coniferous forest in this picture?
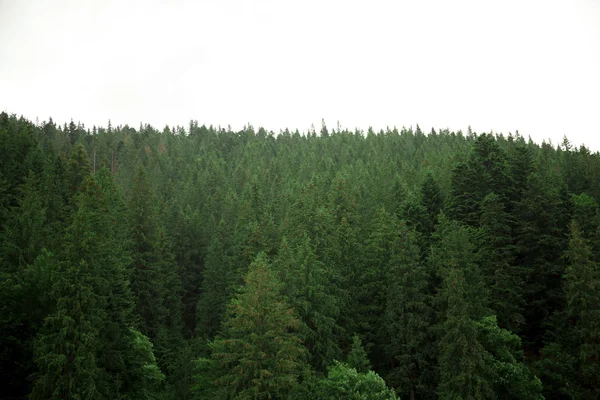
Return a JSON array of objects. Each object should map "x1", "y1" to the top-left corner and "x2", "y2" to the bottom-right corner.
[{"x1": 2, "y1": 111, "x2": 600, "y2": 399}]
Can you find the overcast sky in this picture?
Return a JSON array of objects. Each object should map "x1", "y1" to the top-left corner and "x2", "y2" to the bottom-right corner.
[{"x1": 1, "y1": 0, "x2": 599, "y2": 149}]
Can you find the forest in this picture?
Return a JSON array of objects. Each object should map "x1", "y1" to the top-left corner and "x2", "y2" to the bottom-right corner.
[{"x1": 1, "y1": 111, "x2": 599, "y2": 399}]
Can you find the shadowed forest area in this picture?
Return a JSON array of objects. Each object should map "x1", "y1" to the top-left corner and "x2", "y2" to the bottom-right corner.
[{"x1": 2, "y1": 111, "x2": 600, "y2": 399}]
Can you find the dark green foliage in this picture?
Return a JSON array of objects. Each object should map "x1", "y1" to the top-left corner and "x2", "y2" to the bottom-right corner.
[
  {"x1": 31, "y1": 172, "x2": 128, "y2": 399},
  {"x1": 66, "y1": 143, "x2": 92, "y2": 196},
  {"x1": 514, "y1": 170, "x2": 571, "y2": 347},
  {"x1": 274, "y1": 233, "x2": 342, "y2": 370},
  {"x1": 121, "y1": 328, "x2": 166, "y2": 400},
  {"x1": 311, "y1": 362, "x2": 397, "y2": 400},
  {"x1": 3, "y1": 113, "x2": 600, "y2": 398},
  {"x1": 447, "y1": 133, "x2": 509, "y2": 226},
  {"x1": 419, "y1": 172, "x2": 444, "y2": 240},
  {"x1": 479, "y1": 192, "x2": 524, "y2": 332},
  {"x1": 195, "y1": 220, "x2": 235, "y2": 342},
  {"x1": 347, "y1": 334, "x2": 371, "y2": 373},
  {"x1": 539, "y1": 221, "x2": 600, "y2": 399},
  {"x1": 31, "y1": 170, "x2": 164, "y2": 399},
  {"x1": 200, "y1": 252, "x2": 307, "y2": 399},
  {"x1": 128, "y1": 166, "x2": 185, "y2": 380},
  {"x1": 383, "y1": 222, "x2": 435, "y2": 399},
  {"x1": 476, "y1": 316, "x2": 543, "y2": 400},
  {"x1": 437, "y1": 267, "x2": 494, "y2": 399},
  {"x1": 432, "y1": 217, "x2": 494, "y2": 399}
]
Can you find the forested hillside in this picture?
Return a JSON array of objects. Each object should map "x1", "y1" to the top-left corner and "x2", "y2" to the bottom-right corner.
[{"x1": 2, "y1": 111, "x2": 600, "y2": 399}]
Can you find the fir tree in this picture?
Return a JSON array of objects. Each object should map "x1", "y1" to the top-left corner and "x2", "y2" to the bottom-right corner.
[
  {"x1": 347, "y1": 334, "x2": 371, "y2": 373},
  {"x1": 383, "y1": 222, "x2": 434, "y2": 400},
  {"x1": 479, "y1": 192, "x2": 524, "y2": 332},
  {"x1": 563, "y1": 221, "x2": 600, "y2": 398},
  {"x1": 274, "y1": 233, "x2": 341, "y2": 370},
  {"x1": 432, "y1": 216, "x2": 493, "y2": 399},
  {"x1": 205, "y1": 252, "x2": 307, "y2": 399}
]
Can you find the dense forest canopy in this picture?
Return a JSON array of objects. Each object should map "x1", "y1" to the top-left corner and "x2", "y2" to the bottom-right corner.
[{"x1": 2, "y1": 111, "x2": 600, "y2": 399}]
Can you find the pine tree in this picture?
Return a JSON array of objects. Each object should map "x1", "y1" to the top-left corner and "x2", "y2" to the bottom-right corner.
[
  {"x1": 195, "y1": 220, "x2": 235, "y2": 343},
  {"x1": 432, "y1": 217, "x2": 493, "y2": 399},
  {"x1": 32, "y1": 169, "x2": 163, "y2": 399},
  {"x1": 121, "y1": 328, "x2": 166, "y2": 400},
  {"x1": 419, "y1": 172, "x2": 444, "y2": 241},
  {"x1": 383, "y1": 222, "x2": 434, "y2": 400},
  {"x1": 515, "y1": 171, "x2": 571, "y2": 347},
  {"x1": 347, "y1": 334, "x2": 371, "y2": 373},
  {"x1": 312, "y1": 362, "x2": 397, "y2": 400},
  {"x1": 479, "y1": 192, "x2": 524, "y2": 332},
  {"x1": 447, "y1": 133, "x2": 509, "y2": 227},
  {"x1": 129, "y1": 166, "x2": 185, "y2": 377},
  {"x1": 437, "y1": 268, "x2": 494, "y2": 400},
  {"x1": 66, "y1": 143, "x2": 92, "y2": 196},
  {"x1": 355, "y1": 207, "x2": 396, "y2": 359},
  {"x1": 206, "y1": 252, "x2": 307, "y2": 399},
  {"x1": 274, "y1": 233, "x2": 341, "y2": 370},
  {"x1": 563, "y1": 221, "x2": 600, "y2": 398},
  {"x1": 32, "y1": 174, "x2": 116, "y2": 399},
  {"x1": 476, "y1": 316, "x2": 543, "y2": 400}
]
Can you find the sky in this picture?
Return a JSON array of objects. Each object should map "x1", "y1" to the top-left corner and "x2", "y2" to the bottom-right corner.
[{"x1": 1, "y1": 0, "x2": 599, "y2": 149}]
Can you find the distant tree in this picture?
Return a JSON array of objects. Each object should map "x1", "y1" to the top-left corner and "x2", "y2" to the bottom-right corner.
[{"x1": 66, "y1": 143, "x2": 92, "y2": 196}]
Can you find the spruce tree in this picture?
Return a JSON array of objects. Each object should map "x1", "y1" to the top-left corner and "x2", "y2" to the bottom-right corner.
[
  {"x1": 383, "y1": 222, "x2": 434, "y2": 400},
  {"x1": 32, "y1": 169, "x2": 163, "y2": 399},
  {"x1": 347, "y1": 334, "x2": 371, "y2": 373},
  {"x1": 419, "y1": 171, "x2": 444, "y2": 241},
  {"x1": 128, "y1": 166, "x2": 185, "y2": 378},
  {"x1": 432, "y1": 216, "x2": 493, "y2": 399},
  {"x1": 563, "y1": 221, "x2": 600, "y2": 398},
  {"x1": 274, "y1": 233, "x2": 341, "y2": 370},
  {"x1": 32, "y1": 173, "x2": 118, "y2": 399},
  {"x1": 476, "y1": 316, "x2": 543, "y2": 400},
  {"x1": 195, "y1": 220, "x2": 235, "y2": 342},
  {"x1": 206, "y1": 252, "x2": 307, "y2": 399},
  {"x1": 479, "y1": 192, "x2": 524, "y2": 332},
  {"x1": 312, "y1": 362, "x2": 397, "y2": 400}
]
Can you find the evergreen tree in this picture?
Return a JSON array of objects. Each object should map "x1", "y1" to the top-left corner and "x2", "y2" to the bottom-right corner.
[
  {"x1": 447, "y1": 133, "x2": 509, "y2": 226},
  {"x1": 32, "y1": 169, "x2": 163, "y2": 399},
  {"x1": 204, "y1": 252, "x2": 307, "y2": 399},
  {"x1": 128, "y1": 166, "x2": 185, "y2": 379},
  {"x1": 419, "y1": 171, "x2": 444, "y2": 241},
  {"x1": 383, "y1": 222, "x2": 434, "y2": 400},
  {"x1": 562, "y1": 221, "x2": 600, "y2": 398},
  {"x1": 479, "y1": 192, "x2": 524, "y2": 332},
  {"x1": 32, "y1": 173, "x2": 121, "y2": 399},
  {"x1": 274, "y1": 233, "x2": 341, "y2": 370},
  {"x1": 432, "y1": 217, "x2": 493, "y2": 399},
  {"x1": 347, "y1": 334, "x2": 371, "y2": 373},
  {"x1": 66, "y1": 143, "x2": 92, "y2": 196},
  {"x1": 356, "y1": 207, "x2": 396, "y2": 358},
  {"x1": 476, "y1": 316, "x2": 543, "y2": 400},
  {"x1": 515, "y1": 171, "x2": 571, "y2": 348},
  {"x1": 195, "y1": 220, "x2": 235, "y2": 343},
  {"x1": 312, "y1": 362, "x2": 397, "y2": 400}
]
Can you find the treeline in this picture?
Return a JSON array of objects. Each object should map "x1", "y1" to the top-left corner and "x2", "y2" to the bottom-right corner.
[{"x1": 1, "y1": 112, "x2": 599, "y2": 399}]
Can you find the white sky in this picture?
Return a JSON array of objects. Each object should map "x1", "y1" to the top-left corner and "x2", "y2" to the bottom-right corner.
[{"x1": 1, "y1": 0, "x2": 599, "y2": 149}]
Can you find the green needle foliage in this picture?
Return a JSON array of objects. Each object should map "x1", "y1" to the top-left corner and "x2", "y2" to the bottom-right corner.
[
  {"x1": 4, "y1": 112, "x2": 599, "y2": 398},
  {"x1": 199, "y1": 252, "x2": 307, "y2": 399}
]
